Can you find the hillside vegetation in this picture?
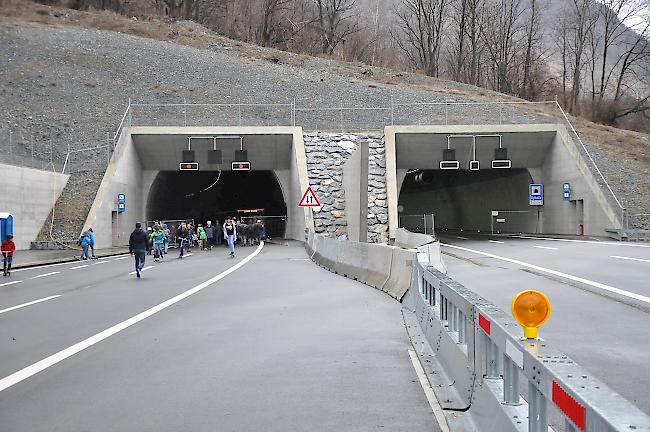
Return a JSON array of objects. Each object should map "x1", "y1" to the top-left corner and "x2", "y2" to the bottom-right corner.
[{"x1": 0, "y1": 0, "x2": 648, "y2": 239}]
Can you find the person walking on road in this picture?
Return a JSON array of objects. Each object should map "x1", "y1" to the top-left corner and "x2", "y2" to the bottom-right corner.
[
  {"x1": 129, "y1": 222, "x2": 150, "y2": 278},
  {"x1": 152, "y1": 225, "x2": 166, "y2": 262},
  {"x1": 204, "y1": 221, "x2": 214, "y2": 250},
  {"x1": 215, "y1": 220, "x2": 222, "y2": 245},
  {"x1": 223, "y1": 217, "x2": 237, "y2": 258},
  {"x1": 198, "y1": 225, "x2": 208, "y2": 250},
  {"x1": 79, "y1": 231, "x2": 91, "y2": 260},
  {"x1": 88, "y1": 228, "x2": 96, "y2": 259},
  {"x1": 2, "y1": 234, "x2": 16, "y2": 277}
]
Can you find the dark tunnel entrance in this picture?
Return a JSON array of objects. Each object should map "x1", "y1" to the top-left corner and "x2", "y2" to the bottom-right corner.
[
  {"x1": 398, "y1": 169, "x2": 538, "y2": 235},
  {"x1": 147, "y1": 170, "x2": 287, "y2": 238}
]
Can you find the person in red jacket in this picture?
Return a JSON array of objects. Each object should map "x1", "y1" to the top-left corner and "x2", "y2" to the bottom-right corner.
[{"x1": 2, "y1": 234, "x2": 16, "y2": 277}]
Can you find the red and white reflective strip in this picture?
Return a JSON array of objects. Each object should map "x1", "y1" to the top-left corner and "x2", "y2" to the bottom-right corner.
[
  {"x1": 552, "y1": 381, "x2": 586, "y2": 430},
  {"x1": 478, "y1": 313, "x2": 491, "y2": 335}
]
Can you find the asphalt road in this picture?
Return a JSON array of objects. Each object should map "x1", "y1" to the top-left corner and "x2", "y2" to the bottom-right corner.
[
  {"x1": 438, "y1": 234, "x2": 650, "y2": 415},
  {"x1": 0, "y1": 242, "x2": 437, "y2": 432}
]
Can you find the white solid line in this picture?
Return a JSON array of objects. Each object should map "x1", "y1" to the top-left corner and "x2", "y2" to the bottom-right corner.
[
  {"x1": 114, "y1": 256, "x2": 130, "y2": 261},
  {"x1": 611, "y1": 255, "x2": 650, "y2": 264},
  {"x1": 408, "y1": 350, "x2": 450, "y2": 432},
  {"x1": 0, "y1": 295, "x2": 62, "y2": 315},
  {"x1": 441, "y1": 243, "x2": 650, "y2": 305},
  {"x1": 12, "y1": 261, "x2": 77, "y2": 273},
  {"x1": 31, "y1": 271, "x2": 60, "y2": 279},
  {"x1": 128, "y1": 266, "x2": 155, "y2": 275},
  {"x1": 488, "y1": 240, "x2": 505, "y2": 244},
  {"x1": 511, "y1": 235, "x2": 650, "y2": 248},
  {"x1": 0, "y1": 280, "x2": 23, "y2": 287},
  {"x1": 533, "y1": 246, "x2": 559, "y2": 250},
  {"x1": 69, "y1": 265, "x2": 88, "y2": 270},
  {"x1": 0, "y1": 242, "x2": 265, "y2": 393}
]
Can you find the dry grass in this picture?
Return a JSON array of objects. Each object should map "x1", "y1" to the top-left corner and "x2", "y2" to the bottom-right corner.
[{"x1": 2, "y1": 0, "x2": 648, "y2": 175}]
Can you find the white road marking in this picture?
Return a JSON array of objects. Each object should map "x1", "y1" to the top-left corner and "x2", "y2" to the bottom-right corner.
[
  {"x1": 0, "y1": 280, "x2": 23, "y2": 287},
  {"x1": 441, "y1": 243, "x2": 650, "y2": 305},
  {"x1": 533, "y1": 246, "x2": 558, "y2": 250},
  {"x1": 457, "y1": 236, "x2": 469, "y2": 240},
  {"x1": 183, "y1": 253, "x2": 193, "y2": 258},
  {"x1": 31, "y1": 271, "x2": 60, "y2": 279},
  {"x1": 408, "y1": 350, "x2": 450, "y2": 432},
  {"x1": 94, "y1": 261, "x2": 110, "y2": 265},
  {"x1": 611, "y1": 255, "x2": 650, "y2": 264},
  {"x1": 69, "y1": 265, "x2": 88, "y2": 270},
  {"x1": 0, "y1": 295, "x2": 61, "y2": 315},
  {"x1": 114, "y1": 256, "x2": 130, "y2": 261},
  {"x1": 12, "y1": 261, "x2": 77, "y2": 273},
  {"x1": 488, "y1": 240, "x2": 505, "y2": 244},
  {"x1": 0, "y1": 242, "x2": 265, "y2": 392},
  {"x1": 511, "y1": 235, "x2": 650, "y2": 248},
  {"x1": 128, "y1": 266, "x2": 155, "y2": 275}
]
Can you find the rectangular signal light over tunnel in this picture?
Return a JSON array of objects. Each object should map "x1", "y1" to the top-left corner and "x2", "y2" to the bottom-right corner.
[
  {"x1": 232, "y1": 161, "x2": 251, "y2": 171},
  {"x1": 179, "y1": 162, "x2": 199, "y2": 171}
]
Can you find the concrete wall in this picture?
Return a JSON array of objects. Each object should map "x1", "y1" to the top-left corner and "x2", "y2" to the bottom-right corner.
[
  {"x1": 0, "y1": 163, "x2": 69, "y2": 250},
  {"x1": 82, "y1": 133, "x2": 144, "y2": 247},
  {"x1": 342, "y1": 144, "x2": 368, "y2": 242}
]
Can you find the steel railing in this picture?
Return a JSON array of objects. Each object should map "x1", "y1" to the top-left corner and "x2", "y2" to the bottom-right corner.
[{"x1": 406, "y1": 256, "x2": 650, "y2": 431}]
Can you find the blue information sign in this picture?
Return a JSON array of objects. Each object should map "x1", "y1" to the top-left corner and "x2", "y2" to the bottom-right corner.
[
  {"x1": 563, "y1": 183, "x2": 571, "y2": 201},
  {"x1": 529, "y1": 184, "x2": 543, "y2": 206},
  {"x1": 117, "y1": 193, "x2": 126, "y2": 203}
]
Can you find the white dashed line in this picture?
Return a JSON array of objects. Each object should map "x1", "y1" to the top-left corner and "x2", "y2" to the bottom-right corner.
[
  {"x1": 611, "y1": 256, "x2": 650, "y2": 264},
  {"x1": 457, "y1": 236, "x2": 469, "y2": 240},
  {"x1": 128, "y1": 266, "x2": 155, "y2": 275},
  {"x1": 441, "y1": 243, "x2": 650, "y2": 305},
  {"x1": 69, "y1": 265, "x2": 88, "y2": 270},
  {"x1": 0, "y1": 280, "x2": 23, "y2": 287},
  {"x1": 0, "y1": 242, "x2": 264, "y2": 393},
  {"x1": 488, "y1": 240, "x2": 505, "y2": 244},
  {"x1": 94, "y1": 261, "x2": 110, "y2": 265},
  {"x1": 31, "y1": 271, "x2": 60, "y2": 279},
  {"x1": 0, "y1": 295, "x2": 61, "y2": 315},
  {"x1": 114, "y1": 256, "x2": 130, "y2": 261},
  {"x1": 533, "y1": 246, "x2": 558, "y2": 250}
]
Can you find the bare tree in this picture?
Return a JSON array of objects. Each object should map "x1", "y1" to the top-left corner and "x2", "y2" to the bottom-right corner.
[
  {"x1": 565, "y1": 0, "x2": 599, "y2": 112},
  {"x1": 520, "y1": 0, "x2": 545, "y2": 100},
  {"x1": 312, "y1": 0, "x2": 359, "y2": 55},
  {"x1": 393, "y1": 0, "x2": 449, "y2": 77}
]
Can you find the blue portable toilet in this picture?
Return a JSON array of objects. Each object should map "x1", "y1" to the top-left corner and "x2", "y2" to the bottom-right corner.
[{"x1": 0, "y1": 213, "x2": 14, "y2": 242}]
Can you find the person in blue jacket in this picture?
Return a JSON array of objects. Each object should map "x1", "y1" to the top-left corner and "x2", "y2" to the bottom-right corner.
[
  {"x1": 88, "y1": 228, "x2": 96, "y2": 259},
  {"x1": 79, "y1": 231, "x2": 92, "y2": 260}
]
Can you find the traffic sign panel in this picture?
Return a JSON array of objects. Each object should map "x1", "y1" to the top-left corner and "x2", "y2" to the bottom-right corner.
[
  {"x1": 299, "y1": 187, "x2": 321, "y2": 207},
  {"x1": 179, "y1": 162, "x2": 199, "y2": 171},
  {"x1": 529, "y1": 184, "x2": 543, "y2": 206},
  {"x1": 231, "y1": 161, "x2": 251, "y2": 171}
]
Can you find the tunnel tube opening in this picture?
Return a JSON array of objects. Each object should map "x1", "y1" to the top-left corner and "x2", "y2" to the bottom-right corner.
[
  {"x1": 398, "y1": 169, "x2": 538, "y2": 235},
  {"x1": 147, "y1": 170, "x2": 287, "y2": 238}
]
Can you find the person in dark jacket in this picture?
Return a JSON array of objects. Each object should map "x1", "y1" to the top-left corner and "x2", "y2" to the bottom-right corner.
[
  {"x1": 204, "y1": 221, "x2": 215, "y2": 250},
  {"x1": 214, "y1": 220, "x2": 222, "y2": 245},
  {"x1": 129, "y1": 222, "x2": 150, "y2": 278},
  {"x1": 177, "y1": 222, "x2": 189, "y2": 258}
]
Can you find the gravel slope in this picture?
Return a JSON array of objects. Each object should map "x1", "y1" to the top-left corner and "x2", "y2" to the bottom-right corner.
[{"x1": 1, "y1": 20, "x2": 647, "y2": 239}]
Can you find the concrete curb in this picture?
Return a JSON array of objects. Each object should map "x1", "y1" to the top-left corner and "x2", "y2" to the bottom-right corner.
[{"x1": 11, "y1": 249, "x2": 130, "y2": 270}]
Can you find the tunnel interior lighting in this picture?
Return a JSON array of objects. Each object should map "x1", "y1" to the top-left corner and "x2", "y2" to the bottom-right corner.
[
  {"x1": 182, "y1": 150, "x2": 196, "y2": 163},
  {"x1": 492, "y1": 147, "x2": 511, "y2": 169},
  {"x1": 208, "y1": 150, "x2": 223, "y2": 165},
  {"x1": 469, "y1": 160, "x2": 480, "y2": 171},
  {"x1": 511, "y1": 290, "x2": 551, "y2": 339},
  {"x1": 179, "y1": 162, "x2": 199, "y2": 171},
  {"x1": 231, "y1": 161, "x2": 251, "y2": 171},
  {"x1": 440, "y1": 148, "x2": 459, "y2": 170}
]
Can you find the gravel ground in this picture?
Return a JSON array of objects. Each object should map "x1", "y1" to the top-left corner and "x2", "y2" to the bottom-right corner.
[{"x1": 1, "y1": 20, "x2": 648, "y2": 239}]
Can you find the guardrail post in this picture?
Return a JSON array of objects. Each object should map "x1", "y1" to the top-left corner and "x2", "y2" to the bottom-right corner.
[
  {"x1": 528, "y1": 382, "x2": 548, "y2": 432},
  {"x1": 484, "y1": 336, "x2": 501, "y2": 378},
  {"x1": 458, "y1": 311, "x2": 465, "y2": 343},
  {"x1": 502, "y1": 355, "x2": 520, "y2": 405}
]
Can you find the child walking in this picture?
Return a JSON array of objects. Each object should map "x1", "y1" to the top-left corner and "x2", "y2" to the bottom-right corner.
[{"x1": 2, "y1": 234, "x2": 16, "y2": 276}]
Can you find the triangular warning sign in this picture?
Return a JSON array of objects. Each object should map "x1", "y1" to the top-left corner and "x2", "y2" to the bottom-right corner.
[{"x1": 299, "y1": 187, "x2": 321, "y2": 207}]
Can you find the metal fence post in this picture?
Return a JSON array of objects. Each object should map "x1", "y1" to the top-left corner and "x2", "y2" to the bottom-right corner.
[
  {"x1": 390, "y1": 97, "x2": 394, "y2": 126},
  {"x1": 485, "y1": 336, "x2": 501, "y2": 378},
  {"x1": 502, "y1": 355, "x2": 520, "y2": 405},
  {"x1": 128, "y1": 98, "x2": 132, "y2": 127},
  {"x1": 340, "y1": 99, "x2": 343, "y2": 132},
  {"x1": 184, "y1": 98, "x2": 187, "y2": 127},
  {"x1": 292, "y1": 97, "x2": 296, "y2": 127},
  {"x1": 445, "y1": 101, "x2": 448, "y2": 125},
  {"x1": 528, "y1": 382, "x2": 548, "y2": 432}
]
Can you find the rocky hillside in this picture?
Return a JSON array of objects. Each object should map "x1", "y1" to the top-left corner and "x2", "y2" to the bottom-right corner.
[{"x1": 1, "y1": 1, "x2": 648, "y2": 240}]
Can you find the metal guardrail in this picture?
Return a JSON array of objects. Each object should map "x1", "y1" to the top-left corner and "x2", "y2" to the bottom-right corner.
[{"x1": 406, "y1": 256, "x2": 650, "y2": 432}]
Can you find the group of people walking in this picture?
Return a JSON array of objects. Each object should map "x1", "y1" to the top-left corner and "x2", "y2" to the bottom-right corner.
[{"x1": 128, "y1": 218, "x2": 267, "y2": 278}]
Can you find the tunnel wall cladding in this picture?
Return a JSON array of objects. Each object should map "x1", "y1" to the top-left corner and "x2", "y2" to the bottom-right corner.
[{"x1": 304, "y1": 132, "x2": 389, "y2": 243}]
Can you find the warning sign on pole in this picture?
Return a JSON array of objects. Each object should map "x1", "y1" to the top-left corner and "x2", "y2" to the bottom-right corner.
[{"x1": 299, "y1": 187, "x2": 321, "y2": 207}]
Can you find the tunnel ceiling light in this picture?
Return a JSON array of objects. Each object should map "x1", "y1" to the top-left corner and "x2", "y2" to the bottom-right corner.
[
  {"x1": 440, "y1": 148, "x2": 459, "y2": 170},
  {"x1": 511, "y1": 290, "x2": 551, "y2": 339},
  {"x1": 179, "y1": 162, "x2": 199, "y2": 171},
  {"x1": 492, "y1": 147, "x2": 511, "y2": 169}
]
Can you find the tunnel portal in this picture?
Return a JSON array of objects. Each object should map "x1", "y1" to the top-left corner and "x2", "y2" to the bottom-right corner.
[
  {"x1": 147, "y1": 170, "x2": 287, "y2": 237},
  {"x1": 398, "y1": 169, "x2": 538, "y2": 234}
]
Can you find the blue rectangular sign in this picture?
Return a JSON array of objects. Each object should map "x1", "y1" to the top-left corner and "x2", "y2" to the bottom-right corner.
[
  {"x1": 118, "y1": 203, "x2": 126, "y2": 213},
  {"x1": 117, "y1": 193, "x2": 126, "y2": 204},
  {"x1": 529, "y1": 184, "x2": 543, "y2": 206}
]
